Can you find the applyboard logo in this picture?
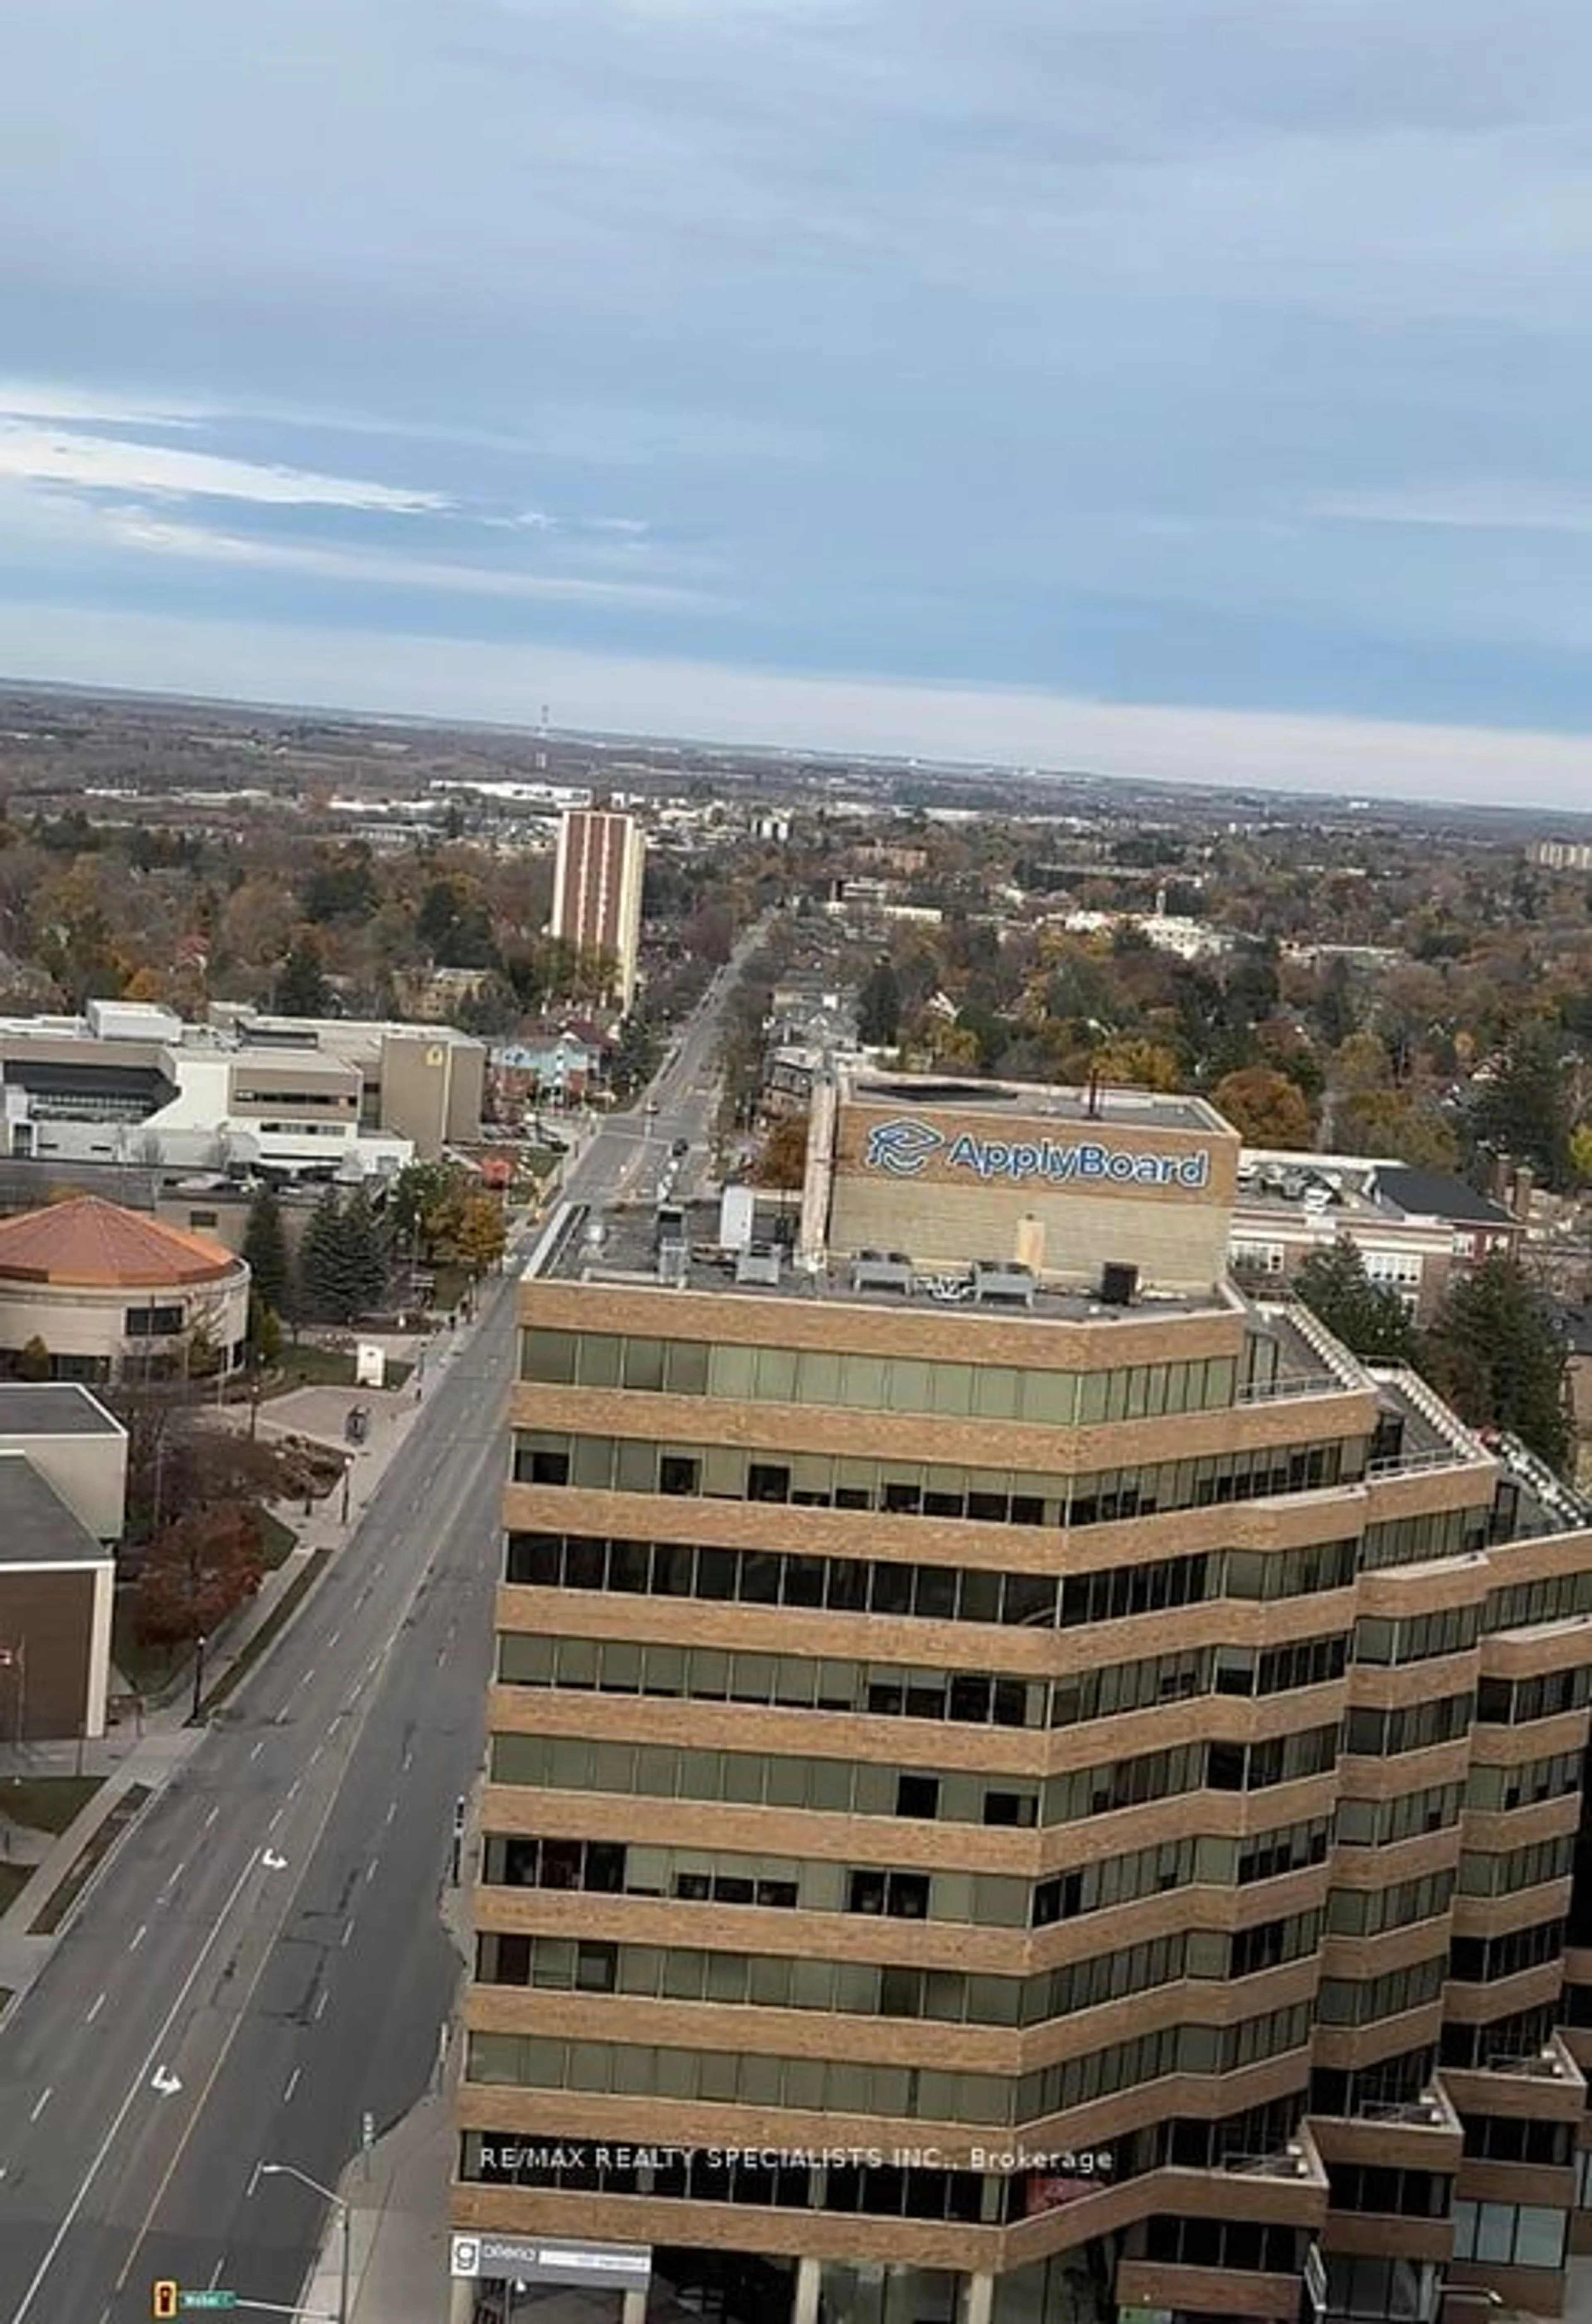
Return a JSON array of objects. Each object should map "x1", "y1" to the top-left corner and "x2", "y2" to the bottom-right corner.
[
  {"x1": 865, "y1": 1117, "x2": 946, "y2": 1177},
  {"x1": 861, "y1": 1117, "x2": 1212, "y2": 1191}
]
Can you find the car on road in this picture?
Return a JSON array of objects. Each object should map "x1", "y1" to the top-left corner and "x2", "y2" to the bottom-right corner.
[{"x1": 670, "y1": 1136, "x2": 689, "y2": 1157}]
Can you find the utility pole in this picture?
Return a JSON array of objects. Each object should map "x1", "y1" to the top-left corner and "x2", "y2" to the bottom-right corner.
[{"x1": 188, "y1": 1633, "x2": 207, "y2": 1726}]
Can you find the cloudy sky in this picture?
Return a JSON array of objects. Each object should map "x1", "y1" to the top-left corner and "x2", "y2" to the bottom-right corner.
[{"x1": 3, "y1": 0, "x2": 1592, "y2": 804}]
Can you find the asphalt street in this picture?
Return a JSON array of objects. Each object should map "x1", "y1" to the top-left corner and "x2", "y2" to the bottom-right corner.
[{"x1": 0, "y1": 935, "x2": 756, "y2": 2324}]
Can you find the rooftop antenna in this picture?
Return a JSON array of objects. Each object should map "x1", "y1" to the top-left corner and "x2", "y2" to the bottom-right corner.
[{"x1": 536, "y1": 703, "x2": 550, "y2": 773}]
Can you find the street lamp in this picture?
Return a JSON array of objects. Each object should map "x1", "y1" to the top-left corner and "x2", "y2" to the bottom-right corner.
[
  {"x1": 187, "y1": 1633, "x2": 207, "y2": 1727},
  {"x1": 257, "y1": 2160, "x2": 352, "y2": 2324},
  {"x1": 0, "y1": 1640, "x2": 25, "y2": 1756}
]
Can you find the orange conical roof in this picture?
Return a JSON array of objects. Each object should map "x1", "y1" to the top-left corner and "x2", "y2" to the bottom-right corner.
[{"x1": 0, "y1": 1196, "x2": 239, "y2": 1288}]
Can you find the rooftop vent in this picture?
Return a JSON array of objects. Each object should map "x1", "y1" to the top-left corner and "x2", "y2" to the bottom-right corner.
[
  {"x1": 736, "y1": 1242, "x2": 783, "y2": 1287},
  {"x1": 1099, "y1": 1261, "x2": 1139, "y2": 1308},
  {"x1": 972, "y1": 1260, "x2": 1035, "y2": 1309},
  {"x1": 852, "y1": 1250, "x2": 914, "y2": 1295}
]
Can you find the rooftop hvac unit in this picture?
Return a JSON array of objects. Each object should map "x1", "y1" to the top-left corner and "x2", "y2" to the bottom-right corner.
[
  {"x1": 972, "y1": 1260, "x2": 1036, "y2": 1309},
  {"x1": 852, "y1": 1249, "x2": 914, "y2": 1295},
  {"x1": 1099, "y1": 1261, "x2": 1139, "y2": 1308},
  {"x1": 736, "y1": 1243, "x2": 783, "y2": 1287}
]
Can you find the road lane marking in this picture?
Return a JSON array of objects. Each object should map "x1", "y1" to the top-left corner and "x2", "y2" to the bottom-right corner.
[
  {"x1": 203, "y1": 1806, "x2": 219, "y2": 1830},
  {"x1": 208, "y1": 2259, "x2": 226, "y2": 2290},
  {"x1": 130, "y1": 1922, "x2": 146, "y2": 1949},
  {"x1": 85, "y1": 1992, "x2": 105, "y2": 2025},
  {"x1": 365, "y1": 1859, "x2": 377, "y2": 1883},
  {"x1": 283, "y1": 2067, "x2": 301, "y2": 2103},
  {"x1": 29, "y1": 2089, "x2": 51, "y2": 2122},
  {"x1": 314, "y1": 1989, "x2": 329, "y2": 2020},
  {"x1": 267, "y1": 1807, "x2": 282, "y2": 1831},
  {"x1": 249, "y1": 1740, "x2": 264, "y2": 1762},
  {"x1": 286, "y1": 1779, "x2": 300, "y2": 1800},
  {"x1": 327, "y1": 1626, "x2": 342, "y2": 1647},
  {"x1": 385, "y1": 1800, "x2": 397, "y2": 1825},
  {"x1": 341, "y1": 1917, "x2": 354, "y2": 1946},
  {"x1": 10, "y1": 1843, "x2": 266, "y2": 2324}
]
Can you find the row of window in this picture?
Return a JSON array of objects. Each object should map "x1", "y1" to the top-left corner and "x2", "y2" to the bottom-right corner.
[
  {"x1": 1138, "y1": 2217, "x2": 1297, "y2": 2274},
  {"x1": 1460, "y1": 2111, "x2": 1575, "y2": 2166},
  {"x1": 465, "y1": 2005, "x2": 1313, "y2": 2123},
  {"x1": 496, "y1": 1631, "x2": 1349, "y2": 1730},
  {"x1": 1353, "y1": 1604, "x2": 1480, "y2": 1667},
  {"x1": 503, "y1": 1529, "x2": 1360, "y2": 1626},
  {"x1": 1440, "y1": 2000, "x2": 1556, "y2": 2070},
  {"x1": 1309, "y1": 2043, "x2": 1432, "y2": 2123},
  {"x1": 1362, "y1": 1510, "x2": 1487, "y2": 1571},
  {"x1": 521, "y1": 1327, "x2": 1243, "y2": 1427},
  {"x1": 1336, "y1": 1782, "x2": 1465, "y2": 1849},
  {"x1": 511, "y1": 1431, "x2": 1358, "y2": 1531},
  {"x1": 1478, "y1": 1668, "x2": 1592, "y2": 1725},
  {"x1": 1325, "y1": 2164, "x2": 1447, "y2": 2220},
  {"x1": 481, "y1": 1818, "x2": 1337, "y2": 1936},
  {"x1": 1485, "y1": 1567, "x2": 1592, "y2": 1634},
  {"x1": 1322, "y1": 1871, "x2": 1455, "y2": 1940},
  {"x1": 488, "y1": 1722, "x2": 1342, "y2": 1834},
  {"x1": 475, "y1": 1915, "x2": 1320, "y2": 2025},
  {"x1": 1457, "y1": 1834, "x2": 1576, "y2": 1898},
  {"x1": 1450, "y1": 2200, "x2": 1567, "y2": 2271},
  {"x1": 1342, "y1": 1694, "x2": 1474, "y2": 1758},
  {"x1": 1466, "y1": 1750, "x2": 1582, "y2": 1812},
  {"x1": 1450, "y1": 1916, "x2": 1566, "y2": 1987},
  {"x1": 1315, "y1": 1956, "x2": 1447, "y2": 2027}
]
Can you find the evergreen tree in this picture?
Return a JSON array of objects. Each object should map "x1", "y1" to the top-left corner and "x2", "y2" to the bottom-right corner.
[
  {"x1": 857, "y1": 957, "x2": 902, "y2": 1047},
  {"x1": 1294, "y1": 1240, "x2": 1416, "y2": 1364},
  {"x1": 298, "y1": 1187, "x2": 347, "y2": 1321},
  {"x1": 340, "y1": 1187, "x2": 389, "y2": 1314},
  {"x1": 275, "y1": 938, "x2": 330, "y2": 1018},
  {"x1": 1472, "y1": 1022, "x2": 1575, "y2": 1189},
  {"x1": 241, "y1": 1183, "x2": 290, "y2": 1316},
  {"x1": 1420, "y1": 1253, "x2": 1572, "y2": 1473}
]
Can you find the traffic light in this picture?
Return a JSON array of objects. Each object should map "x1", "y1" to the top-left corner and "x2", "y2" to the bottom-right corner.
[{"x1": 152, "y1": 2283, "x2": 179, "y2": 2321}]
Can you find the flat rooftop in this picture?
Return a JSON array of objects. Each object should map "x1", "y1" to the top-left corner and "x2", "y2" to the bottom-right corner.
[
  {"x1": 838, "y1": 1068, "x2": 1228, "y2": 1137},
  {"x1": 544, "y1": 1198, "x2": 1234, "y2": 1326},
  {"x1": 0, "y1": 1454, "x2": 112, "y2": 1563},
  {"x1": 0, "y1": 1383, "x2": 124, "y2": 1437}
]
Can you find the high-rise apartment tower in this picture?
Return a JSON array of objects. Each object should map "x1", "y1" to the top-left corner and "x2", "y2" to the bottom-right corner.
[
  {"x1": 548, "y1": 809, "x2": 646, "y2": 1013},
  {"x1": 457, "y1": 1067, "x2": 1592, "y2": 2324}
]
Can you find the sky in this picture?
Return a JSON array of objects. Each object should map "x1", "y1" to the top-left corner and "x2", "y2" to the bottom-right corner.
[{"x1": 3, "y1": 0, "x2": 1592, "y2": 807}]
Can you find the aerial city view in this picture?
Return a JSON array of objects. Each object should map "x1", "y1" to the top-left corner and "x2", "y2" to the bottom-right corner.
[{"x1": 5, "y1": 8, "x2": 1592, "y2": 2324}]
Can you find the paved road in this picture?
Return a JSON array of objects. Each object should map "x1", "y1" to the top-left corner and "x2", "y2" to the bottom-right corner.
[{"x1": 0, "y1": 935, "x2": 758, "y2": 2324}]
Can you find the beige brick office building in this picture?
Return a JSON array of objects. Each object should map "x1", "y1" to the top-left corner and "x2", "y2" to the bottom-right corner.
[{"x1": 456, "y1": 1070, "x2": 1592, "y2": 2324}]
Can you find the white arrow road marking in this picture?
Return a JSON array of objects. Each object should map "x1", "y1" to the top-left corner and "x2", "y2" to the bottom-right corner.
[
  {"x1": 261, "y1": 1849, "x2": 287, "y2": 1870},
  {"x1": 150, "y1": 2066, "x2": 182, "y2": 2097}
]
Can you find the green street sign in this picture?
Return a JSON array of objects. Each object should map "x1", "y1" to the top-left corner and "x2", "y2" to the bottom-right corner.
[{"x1": 180, "y1": 2294, "x2": 238, "y2": 2312}]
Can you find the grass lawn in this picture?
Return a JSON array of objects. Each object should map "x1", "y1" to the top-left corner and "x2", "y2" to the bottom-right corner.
[
  {"x1": 258, "y1": 1510, "x2": 297, "y2": 1570},
  {"x1": 0, "y1": 1776, "x2": 102, "y2": 1834},
  {"x1": 261, "y1": 1344, "x2": 413, "y2": 1399}
]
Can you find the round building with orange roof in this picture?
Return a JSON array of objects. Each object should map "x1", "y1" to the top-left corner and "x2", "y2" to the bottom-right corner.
[{"x1": 0, "y1": 1196, "x2": 251, "y2": 1382}]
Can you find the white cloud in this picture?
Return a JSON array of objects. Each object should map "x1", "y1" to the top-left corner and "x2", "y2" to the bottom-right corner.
[
  {"x1": 2, "y1": 601, "x2": 1589, "y2": 810},
  {"x1": 1314, "y1": 483, "x2": 1592, "y2": 537},
  {"x1": 0, "y1": 381, "x2": 210, "y2": 429},
  {"x1": 103, "y1": 509, "x2": 708, "y2": 610},
  {"x1": 0, "y1": 422, "x2": 447, "y2": 514}
]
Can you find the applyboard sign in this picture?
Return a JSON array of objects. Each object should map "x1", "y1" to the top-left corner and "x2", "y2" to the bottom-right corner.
[{"x1": 863, "y1": 1116, "x2": 1211, "y2": 1191}]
